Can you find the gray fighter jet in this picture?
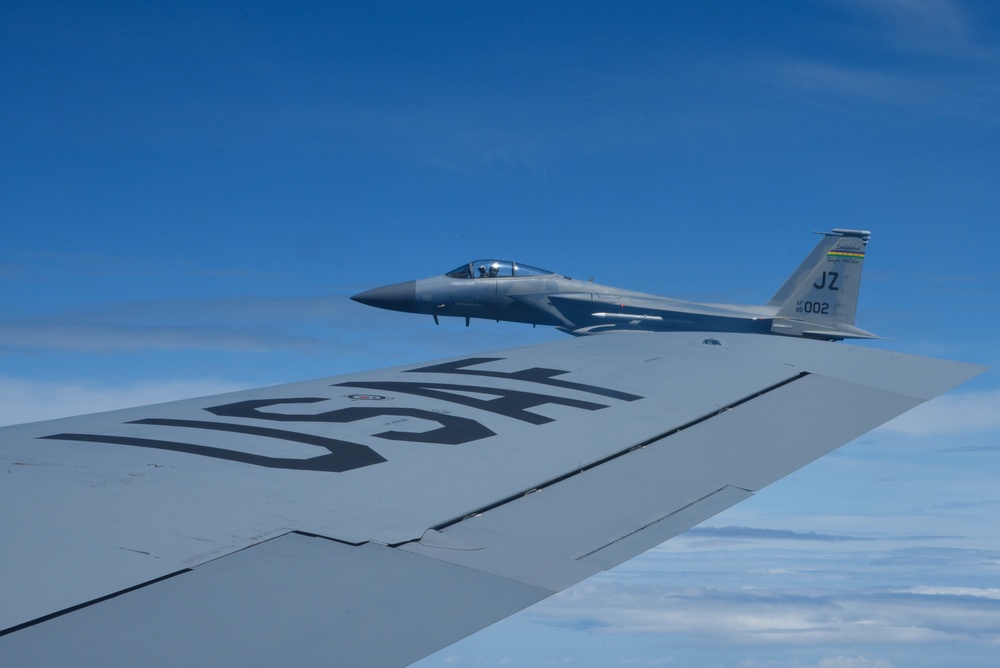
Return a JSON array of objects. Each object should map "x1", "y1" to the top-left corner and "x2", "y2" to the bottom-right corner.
[{"x1": 354, "y1": 228, "x2": 876, "y2": 340}]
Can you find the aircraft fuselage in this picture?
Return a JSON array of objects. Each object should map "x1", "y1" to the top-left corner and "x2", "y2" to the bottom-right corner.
[
  {"x1": 352, "y1": 230, "x2": 879, "y2": 341},
  {"x1": 353, "y1": 262, "x2": 777, "y2": 336}
]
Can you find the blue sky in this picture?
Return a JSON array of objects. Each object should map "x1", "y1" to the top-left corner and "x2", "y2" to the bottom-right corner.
[{"x1": 2, "y1": 1, "x2": 999, "y2": 666}]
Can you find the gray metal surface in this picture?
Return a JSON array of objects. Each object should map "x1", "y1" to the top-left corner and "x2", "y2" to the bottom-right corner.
[
  {"x1": 352, "y1": 229, "x2": 876, "y2": 339},
  {"x1": 0, "y1": 332, "x2": 984, "y2": 666},
  {"x1": 0, "y1": 533, "x2": 548, "y2": 668}
]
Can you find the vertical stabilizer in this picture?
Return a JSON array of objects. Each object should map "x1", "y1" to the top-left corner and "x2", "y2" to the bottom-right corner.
[
  {"x1": 772, "y1": 229, "x2": 874, "y2": 340},
  {"x1": 767, "y1": 233, "x2": 841, "y2": 307}
]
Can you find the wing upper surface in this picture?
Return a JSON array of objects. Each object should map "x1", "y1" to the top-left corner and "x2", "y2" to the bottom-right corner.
[{"x1": 0, "y1": 332, "x2": 983, "y2": 666}]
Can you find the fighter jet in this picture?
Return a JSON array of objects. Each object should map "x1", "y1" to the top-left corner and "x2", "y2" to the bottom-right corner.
[{"x1": 354, "y1": 228, "x2": 876, "y2": 341}]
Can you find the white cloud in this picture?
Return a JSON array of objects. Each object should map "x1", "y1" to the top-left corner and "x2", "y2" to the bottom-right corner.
[
  {"x1": 879, "y1": 390, "x2": 1000, "y2": 435},
  {"x1": 772, "y1": 61, "x2": 916, "y2": 107},
  {"x1": 843, "y1": 0, "x2": 971, "y2": 46},
  {"x1": 535, "y1": 581, "x2": 1000, "y2": 646},
  {"x1": 0, "y1": 295, "x2": 351, "y2": 352},
  {"x1": 904, "y1": 586, "x2": 1000, "y2": 599},
  {"x1": 0, "y1": 377, "x2": 249, "y2": 426},
  {"x1": 758, "y1": 0, "x2": 1000, "y2": 123},
  {"x1": 0, "y1": 320, "x2": 322, "y2": 352},
  {"x1": 814, "y1": 657, "x2": 895, "y2": 668},
  {"x1": 737, "y1": 658, "x2": 894, "y2": 668}
]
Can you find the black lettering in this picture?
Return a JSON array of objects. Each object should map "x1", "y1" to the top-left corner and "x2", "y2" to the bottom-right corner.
[
  {"x1": 206, "y1": 398, "x2": 494, "y2": 445},
  {"x1": 39, "y1": 430, "x2": 385, "y2": 473},
  {"x1": 336, "y1": 381, "x2": 608, "y2": 424},
  {"x1": 38, "y1": 360, "x2": 642, "y2": 473},
  {"x1": 813, "y1": 271, "x2": 840, "y2": 291},
  {"x1": 802, "y1": 301, "x2": 830, "y2": 314},
  {"x1": 408, "y1": 358, "x2": 643, "y2": 402}
]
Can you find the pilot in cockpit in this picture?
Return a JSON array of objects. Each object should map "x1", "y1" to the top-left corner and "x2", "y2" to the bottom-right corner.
[
  {"x1": 488, "y1": 263, "x2": 500, "y2": 278},
  {"x1": 478, "y1": 265, "x2": 487, "y2": 278}
]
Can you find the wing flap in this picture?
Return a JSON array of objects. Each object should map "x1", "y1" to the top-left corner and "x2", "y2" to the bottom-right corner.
[
  {"x1": 577, "y1": 484, "x2": 752, "y2": 569},
  {"x1": 0, "y1": 533, "x2": 548, "y2": 668}
]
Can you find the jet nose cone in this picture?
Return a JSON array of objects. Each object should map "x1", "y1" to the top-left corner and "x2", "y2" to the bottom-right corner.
[{"x1": 351, "y1": 281, "x2": 418, "y2": 313}]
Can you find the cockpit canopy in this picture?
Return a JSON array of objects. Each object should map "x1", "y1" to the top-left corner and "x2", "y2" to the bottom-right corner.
[{"x1": 445, "y1": 260, "x2": 554, "y2": 279}]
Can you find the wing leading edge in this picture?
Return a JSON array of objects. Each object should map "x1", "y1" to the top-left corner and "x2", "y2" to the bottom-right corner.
[{"x1": 0, "y1": 333, "x2": 984, "y2": 666}]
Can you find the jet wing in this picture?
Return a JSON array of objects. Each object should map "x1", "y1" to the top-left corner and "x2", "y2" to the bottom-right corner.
[{"x1": 0, "y1": 333, "x2": 983, "y2": 666}]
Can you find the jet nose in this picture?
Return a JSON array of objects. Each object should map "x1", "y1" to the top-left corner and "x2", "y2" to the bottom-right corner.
[{"x1": 351, "y1": 281, "x2": 418, "y2": 313}]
